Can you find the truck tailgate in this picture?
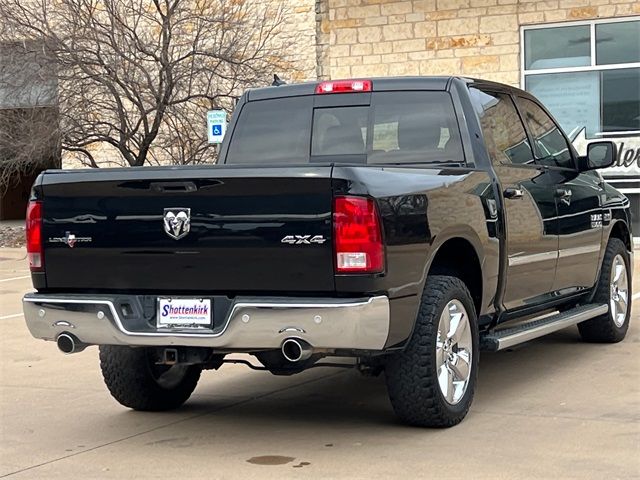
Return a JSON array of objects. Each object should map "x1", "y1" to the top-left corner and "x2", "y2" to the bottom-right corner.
[{"x1": 40, "y1": 166, "x2": 334, "y2": 293}]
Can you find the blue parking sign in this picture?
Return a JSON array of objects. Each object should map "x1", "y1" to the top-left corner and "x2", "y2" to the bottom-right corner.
[{"x1": 207, "y1": 110, "x2": 227, "y2": 144}]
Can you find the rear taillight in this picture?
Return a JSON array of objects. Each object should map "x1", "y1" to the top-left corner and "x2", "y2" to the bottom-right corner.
[
  {"x1": 333, "y1": 196, "x2": 384, "y2": 274},
  {"x1": 315, "y1": 79, "x2": 372, "y2": 94},
  {"x1": 26, "y1": 200, "x2": 43, "y2": 271}
]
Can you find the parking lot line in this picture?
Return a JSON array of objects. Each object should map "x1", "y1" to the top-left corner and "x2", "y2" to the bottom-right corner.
[
  {"x1": 634, "y1": 292, "x2": 640, "y2": 301},
  {"x1": 0, "y1": 313, "x2": 23, "y2": 320},
  {"x1": 0, "y1": 275, "x2": 30, "y2": 283}
]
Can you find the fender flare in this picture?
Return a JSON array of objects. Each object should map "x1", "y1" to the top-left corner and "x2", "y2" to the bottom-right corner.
[
  {"x1": 396, "y1": 227, "x2": 489, "y2": 349},
  {"x1": 418, "y1": 226, "x2": 487, "y2": 295}
]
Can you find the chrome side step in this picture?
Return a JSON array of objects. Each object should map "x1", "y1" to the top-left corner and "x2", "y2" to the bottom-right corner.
[{"x1": 481, "y1": 303, "x2": 608, "y2": 352}]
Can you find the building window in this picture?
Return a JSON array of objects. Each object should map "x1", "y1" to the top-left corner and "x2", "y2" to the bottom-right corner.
[{"x1": 522, "y1": 18, "x2": 639, "y2": 140}]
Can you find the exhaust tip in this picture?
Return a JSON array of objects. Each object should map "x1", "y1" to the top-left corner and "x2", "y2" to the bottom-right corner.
[
  {"x1": 56, "y1": 333, "x2": 85, "y2": 354},
  {"x1": 281, "y1": 338, "x2": 312, "y2": 363}
]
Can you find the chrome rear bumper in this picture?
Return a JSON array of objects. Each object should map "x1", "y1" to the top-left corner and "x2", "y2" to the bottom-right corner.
[{"x1": 23, "y1": 294, "x2": 390, "y2": 352}]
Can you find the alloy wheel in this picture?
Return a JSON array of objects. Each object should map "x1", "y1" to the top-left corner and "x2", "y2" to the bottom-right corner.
[
  {"x1": 610, "y1": 254, "x2": 629, "y2": 327},
  {"x1": 435, "y1": 299, "x2": 472, "y2": 405}
]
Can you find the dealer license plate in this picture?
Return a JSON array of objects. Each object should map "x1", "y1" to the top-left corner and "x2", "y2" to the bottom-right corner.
[{"x1": 157, "y1": 298, "x2": 212, "y2": 328}]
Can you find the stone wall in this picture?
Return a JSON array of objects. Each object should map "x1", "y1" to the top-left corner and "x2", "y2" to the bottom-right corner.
[
  {"x1": 281, "y1": 0, "x2": 319, "y2": 82},
  {"x1": 322, "y1": 0, "x2": 640, "y2": 86},
  {"x1": 317, "y1": 0, "x2": 332, "y2": 79}
]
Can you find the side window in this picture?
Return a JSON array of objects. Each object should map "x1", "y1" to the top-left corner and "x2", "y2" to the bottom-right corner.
[
  {"x1": 469, "y1": 88, "x2": 535, "y2": 166},
  {"x1": 516, "y1": 97, "x2": 575, "y2": 169}
]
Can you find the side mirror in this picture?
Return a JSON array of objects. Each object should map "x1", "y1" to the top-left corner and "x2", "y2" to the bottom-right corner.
[{"x1": 579, "y1": 141, "x2": 617, "y2": 171}]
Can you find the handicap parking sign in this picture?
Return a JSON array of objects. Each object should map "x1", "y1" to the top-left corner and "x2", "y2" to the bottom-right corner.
[{"x1": 207, "y1": 110, "x2": 227, "y2": 144}]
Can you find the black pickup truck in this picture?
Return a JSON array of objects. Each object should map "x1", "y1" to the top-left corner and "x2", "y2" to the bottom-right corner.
[{"x1": 23, "y1": 77, "x2": 634, "y2": 427}]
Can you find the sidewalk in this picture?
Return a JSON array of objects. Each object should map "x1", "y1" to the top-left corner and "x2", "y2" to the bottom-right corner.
[{"x1": 0, "y1": 219, "x2": 23, "y2": 227}]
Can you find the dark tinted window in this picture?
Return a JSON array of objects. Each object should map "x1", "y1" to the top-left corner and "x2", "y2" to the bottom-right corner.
[
  {"x1": 226, "y1": 91, "x2": 464, "y2": 165},
  {"x1": 311, "y1": 106, "x2": 367, "y2": 156},
  {"x1": 310, "y1": 92, "x2": 463, "y2": 162},
  {"x1": 596, "y1": 21, "x2": 640, "y2": 65},
  {"x1": 226, "y1": 96, "x2": 312, "y2": 164},
  {"x1": 602, "y1": 68, "x2": 640, "y2": 133},
  {"x1": 524, "y1": 25, "x2": 590, "y2": 69},
  {"x1": 516, "y1": 97, "x2": 574, "y2": 169},
  {"x1": 470, "y1": 88, "x2": 534, "y2": 166},
  {"x1": 365, "y1": 91, "x2": 464, "y2": 164}
]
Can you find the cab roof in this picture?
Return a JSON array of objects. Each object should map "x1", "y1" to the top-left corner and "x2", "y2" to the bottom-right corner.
[
  {"x1": 245, "y1": 76, "x2": 531, "y2": 102},
  {"x1": 246, "y1": 76, "x2": 454, "y2": 101}
]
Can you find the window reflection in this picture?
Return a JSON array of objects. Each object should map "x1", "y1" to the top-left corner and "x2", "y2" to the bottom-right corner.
[
  {"x1": 517, "y1": 97, "x2": 573, "y2": 169},
  {"x1": 596, "y1": 21, "x2": 640, "y2": 65},
  {"x1": 470, "y1": 89, "x2": 535, "y2": 166},
  {"x1": 524, "y1": 25, "x2": 590, "y2": 70}
]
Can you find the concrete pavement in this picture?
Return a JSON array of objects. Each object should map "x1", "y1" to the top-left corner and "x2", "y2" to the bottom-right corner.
[{"x1": 1, "y1": 247, "x2": 638, "y2": 479}]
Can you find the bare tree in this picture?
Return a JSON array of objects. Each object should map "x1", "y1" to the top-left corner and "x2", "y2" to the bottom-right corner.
[
  {"x1": 0, "y1": 0, "x2": 299, "y2": 171},
  {"x1": 0, "y1": 107, "x2": 60, "y2": 193},
  {"x1": 0, "y1": 41, "x2": 60, "y2": 193}
]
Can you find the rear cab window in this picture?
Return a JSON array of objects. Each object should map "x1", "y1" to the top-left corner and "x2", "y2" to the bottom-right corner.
[
  {"x1": 225, "y1": 90, "x2": 465, "y2": 165},
  {"x1": 225, "y1": 96, "x2": 312, "y2": 164}
]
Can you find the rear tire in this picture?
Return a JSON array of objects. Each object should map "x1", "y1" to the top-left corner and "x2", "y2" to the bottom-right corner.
[
  {"x1": 385, "y1": 275, "x2": 479, "y2": 428},
  {"x1": 578, "y1": 238, "x2": 631, "y2": 343},
  {"x1": 99, "y1": 346, "x2": 201, "y2": 411}
]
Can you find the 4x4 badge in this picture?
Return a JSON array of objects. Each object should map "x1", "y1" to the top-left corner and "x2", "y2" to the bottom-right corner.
[
  {"x1": 281, "y1": 235, "x2": 326, "y2": 245},
  {"x1": 164, "y1": 208, "x2": 191, "y2": 240}
]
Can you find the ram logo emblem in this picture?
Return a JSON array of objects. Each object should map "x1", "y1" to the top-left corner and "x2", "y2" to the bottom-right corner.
[
  {"x1": 281, "y1": 235, "x2": 327, "y2": 245},
  {"x1": 163, "y1": 208, "x2": 191, "y2": 240}
]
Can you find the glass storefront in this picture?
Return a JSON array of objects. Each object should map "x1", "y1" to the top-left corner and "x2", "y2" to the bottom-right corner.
[{"x1": 522, "y1": 18, "x2": 640, "y2": 239}]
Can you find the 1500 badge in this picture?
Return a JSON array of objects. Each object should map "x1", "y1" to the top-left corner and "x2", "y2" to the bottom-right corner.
[{"x1": 281, "y1": 235, "x2": 327, "y2": 245}]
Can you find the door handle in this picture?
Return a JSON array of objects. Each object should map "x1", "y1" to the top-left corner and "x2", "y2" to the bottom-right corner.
[{"x1": 503, "y1": 187, "x2": 524, "y2": 199}]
